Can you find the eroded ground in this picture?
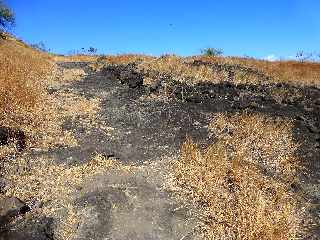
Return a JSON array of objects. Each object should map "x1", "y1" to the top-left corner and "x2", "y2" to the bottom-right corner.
[{"x1": 0, "y1": 60, "x2": 319, "y2": 239}]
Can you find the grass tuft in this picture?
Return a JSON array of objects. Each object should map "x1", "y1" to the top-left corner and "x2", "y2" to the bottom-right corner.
[{"x1": 174, "y1": 112, "x2": 307, "y2": 239}]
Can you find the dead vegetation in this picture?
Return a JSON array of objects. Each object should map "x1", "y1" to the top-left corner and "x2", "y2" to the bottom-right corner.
[
  {"x1": 92, "y1": 54, "x2": 320, "y2": 87},
  {"x1": 0, "y1": 37, "x2": 116, "y2": 239},
  {"x1": 52, "y1": 54, "x2": 98, "y2": 63},
  {"x1": 226, "y1": 57, "x2": 320, "y2": 86},
  {"x1": 0, "y1": 35, "x2": 52, "y2": 128},
  {"x1": 0, "y1": 36, "x2": 104, "y2": 156},
  {"x1": 173, "y1": 112, "x2": 310, "y2": 240},
  {"x1": 0, "y1": 35, "x2": 55, "y2": 155},
  {"x1": 53, "y1": 50, "x2": 320, "y2": 89}
]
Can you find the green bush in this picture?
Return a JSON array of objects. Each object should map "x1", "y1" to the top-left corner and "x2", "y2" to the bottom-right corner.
[
  {"x1": 0, "y1": 1, "x2": 15, "y2": 34},
  {"x1": 201, "y1": 47, "x2": 223, "y2": 57}
]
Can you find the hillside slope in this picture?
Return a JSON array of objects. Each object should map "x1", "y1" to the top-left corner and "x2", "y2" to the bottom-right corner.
[{"x1": 0, "y1": 38, "x2": 319, "y2": 239}]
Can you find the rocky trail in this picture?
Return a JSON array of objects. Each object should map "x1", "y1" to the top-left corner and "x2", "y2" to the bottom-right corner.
[{"x1": 0, "y1": 61, "x2": 319, "y2": 239}]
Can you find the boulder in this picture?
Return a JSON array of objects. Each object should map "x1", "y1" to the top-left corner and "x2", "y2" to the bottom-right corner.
[{"x1": 102, "y1": 63, "x2": 144, "y2": 88}]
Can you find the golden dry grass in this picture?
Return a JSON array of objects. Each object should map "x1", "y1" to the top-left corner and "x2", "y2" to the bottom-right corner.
[
  {"x1": 54, "y1": 51, "x2": 320, "y2": 88},
  {"x1": 53, "y1": 53, "x2": 153, "y2": 64},
  {"x1": 138, "y1": 55, "x2": 221, "y2": 84},
  {"x1": 52, "y1": 54, "x2": 98, "y2": 62},
  {"x1": 225, "y1": 57, "x2": 320, "y2": 86},
  {"x1": 0, "y1": 35, "x2": 61, "y2": 160},
  {"x1": 95, "y1": 54, "x2": 320, "y2": 87},
  {"x1": 52, "y1": 48, "x2": 320, "y2": 89},
  {"x1": 0, "y1": 36, "x2": 105, "y2": 155},
  {"x1": 173, "y1": 112, "x2": 307, "y2": 240},
  {"x1": 0, "y1": 39, "x2": 115, "y2": 239},
  {"x1": 0, "y1": 35, "x2": 53, "y2": 130},
  {"x1": 186, "y1": 55, "x2": 320, "y2": 86}
]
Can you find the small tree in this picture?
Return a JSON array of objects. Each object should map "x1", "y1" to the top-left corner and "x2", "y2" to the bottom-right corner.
[
  {"x1": 30, "y1": 41, "x2": 49, "y2": 52},
  {"x1": 88, "y1": 47, "x2": 97, "y2": 55},
  {"x1": 296, "y1": 51, "x2": 313, "y2": 62},
  {"x1": 201, "y1": 47, "x2": 223, "y2": 57},
  {"x1": 0, "y1": 1, "x2": 15, "y2": 35}
]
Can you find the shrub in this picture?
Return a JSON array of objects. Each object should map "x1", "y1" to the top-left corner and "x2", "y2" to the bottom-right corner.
[
  {"x1": 88, "y1": 46, "x2": 97, "y2": 55},
  {"x1": 0, "y1": 1, "x2": 15, "y2": 34},
  {"x1": 30, "y1": 41, "x2": 49, "y2": 52},
  {"x1": 201, "y1": 47, "x2": 224, "y2": 57}
]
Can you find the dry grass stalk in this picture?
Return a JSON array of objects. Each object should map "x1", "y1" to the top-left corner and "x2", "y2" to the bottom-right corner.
[{"x1": 174, "y1": 112, "x2": 306, "y2": 240}]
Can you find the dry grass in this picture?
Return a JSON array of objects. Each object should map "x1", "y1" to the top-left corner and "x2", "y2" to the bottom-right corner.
[
  {"x1": 54, "y1": 53, "x2": 153, "y2": 64},
  {"x1": 95, "y1": 54, "x2": 320, "y2": 87},
  {"x1": 3, "y1": 153, "x2": 120, "y2": 239},
  {"x1": 55, "y1": 52, "x2": 320, "y2": 88},
  {"x1": 0, "y1": 35, "x2": 60, "y2": 160},
  {"x1": 0, "y1": 43, "x2": 115, "y2": 238},
  {"x1": 173, "y1": 112, "x2": 307, "y2": 240},
  {"x1": 138, "y1": 55, "x2": 221, "y2": 84},
  {"x1": 53, "y1": 54, "x2": 98, "y2": 62},
  {"x1": 0, "y1": 41, "x2": 116, "y2": 239},
  {"x1": 190, "y1": 55, "x2": 320, "y2": 86},
  {"x1": 0, "y1": 35, "x2": 53, "y2": 129},
  {"x1": 225, "y1": 57, "x2": 320, "y2": 86},
  {"x1": 0, "y1": 36, "x2": 105, "y2": 155}
]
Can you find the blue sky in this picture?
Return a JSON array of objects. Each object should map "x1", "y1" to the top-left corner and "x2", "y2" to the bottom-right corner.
[{"x1": 7, "y1": 0, "x2": 320, "y2": 58}]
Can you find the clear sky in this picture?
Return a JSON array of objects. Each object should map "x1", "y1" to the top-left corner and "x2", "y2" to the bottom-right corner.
[{"x1": 7, "y1": 0, "x2": 320, "y2": 58}]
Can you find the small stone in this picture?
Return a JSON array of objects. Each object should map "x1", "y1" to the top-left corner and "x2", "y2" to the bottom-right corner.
[{"x1": 47, "y1": 87, "x2": 58, "y2": 94}]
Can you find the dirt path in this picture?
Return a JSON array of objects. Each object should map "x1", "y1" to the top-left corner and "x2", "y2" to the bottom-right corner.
[
  {"x1": 50, "y1": 62, "x2": 213, "y2": 239},
  {"x1": 1, "y1": 62, "x2": 208, "y2": 240}
]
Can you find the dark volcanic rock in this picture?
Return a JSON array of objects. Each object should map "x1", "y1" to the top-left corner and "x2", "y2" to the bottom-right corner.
[
  {"x1": 0, "y1": 197, "x2": 30, "y2": 228},
  {"x1": 0, "y1": 198, "x2": 52, "y2": 240},
  {"x1": 47, "y1": 61, "x2": 320, "y2": 168},
  {"x1": 0, "y1": 127, "x2": 26, "y2": 151},
  {"x1": 0, "y1": 217, "x2": 54, "y2": 240},
  {"x1": 46, "y1": 87, "x2": 58, "y2": 95},
  {"x1": 102, "y1": 63, "x2": 144, "y2": 88},
  {"x1": 0, "y1": 127, "x2": 10, "y2": 146},
  {"x1": 0, "y1": 179, "x2": 6, "y2": 193}
]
